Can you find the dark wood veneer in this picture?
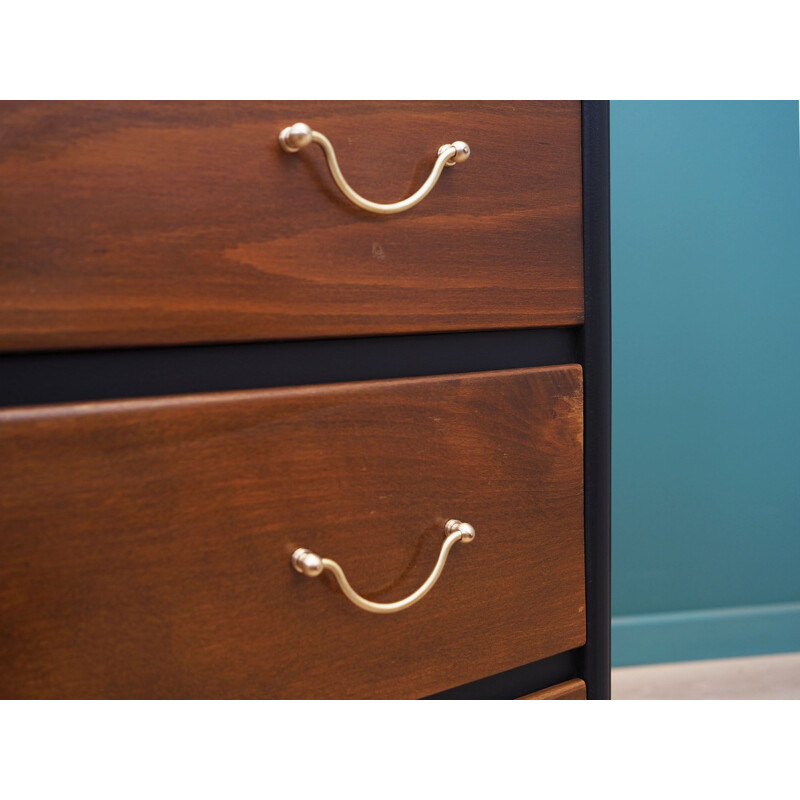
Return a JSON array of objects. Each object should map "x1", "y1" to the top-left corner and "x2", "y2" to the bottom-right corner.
[
  {"x1": 0, "y1": 101, "x2": 583, "y2": 351},
  {"x1": 0, "y1": 366, "x2": 585, "y2": 698}
]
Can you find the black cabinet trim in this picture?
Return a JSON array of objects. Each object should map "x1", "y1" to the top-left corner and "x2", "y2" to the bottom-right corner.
[
  {"x1": 580, "y1": 100, "x2": 612, "y2": 699},
  {"x1": 425, "y1": 648, "x2": 581, "y2": 700},
  {"x1": 0, "y1": 327, "x2": 579, "y2": 408}
]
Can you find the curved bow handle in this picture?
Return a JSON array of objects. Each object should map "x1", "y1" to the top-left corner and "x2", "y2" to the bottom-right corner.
[
  {"x1": 278, "y1": 122, "x2": 470, "y2": 215},
  {"x1": 291, "y1": 519, "x2": 476, "y2": 614}
]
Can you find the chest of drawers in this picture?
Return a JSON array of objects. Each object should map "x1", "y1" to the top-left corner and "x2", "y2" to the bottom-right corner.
[{"x1": 0, "y1": 101, "x2": 610, "y2": 699}]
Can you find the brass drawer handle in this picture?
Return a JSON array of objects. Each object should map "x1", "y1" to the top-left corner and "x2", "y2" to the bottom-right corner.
[
  {"x1": 278, "y1": 122, "x2": 470, "y2": 215},
  {"x1": 291, "y1": 519, "x2": 475, "y2": 614}
]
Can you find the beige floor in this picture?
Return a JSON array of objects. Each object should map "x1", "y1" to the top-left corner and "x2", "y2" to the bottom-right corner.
[{"x1": 612, "y1": 651, "x2": 800, "y2": 699}]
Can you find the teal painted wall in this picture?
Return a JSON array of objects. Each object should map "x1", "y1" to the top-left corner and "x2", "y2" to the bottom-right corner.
[{"x1": 610, "y1": 101, "x2": 800, "y2": 666}]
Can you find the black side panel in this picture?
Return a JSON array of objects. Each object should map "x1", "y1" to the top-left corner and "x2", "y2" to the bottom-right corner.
[{"x1": 580, "y1": 100, "x2": 612, "y2": 699}]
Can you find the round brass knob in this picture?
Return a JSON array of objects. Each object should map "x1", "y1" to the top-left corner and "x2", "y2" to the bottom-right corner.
[{"x1": 278, "y1": 122, "x2": 314, "y2": 153}]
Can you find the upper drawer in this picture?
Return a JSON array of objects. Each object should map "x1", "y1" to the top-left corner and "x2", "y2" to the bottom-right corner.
[
  {"x1": 0, "y1": 366, "x2": 585, "y2": 698},
  {"x1": 0, "y1": 101, "x2": 584, "y2": 352}
]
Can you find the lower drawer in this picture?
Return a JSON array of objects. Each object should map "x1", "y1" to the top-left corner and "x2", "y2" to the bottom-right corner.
[
  {"x1": 519, "y1": 679, "x2": 587, "y2": 700},
  {"x1": 0, "y1": 366, "x2": 585, "y2": 698}
]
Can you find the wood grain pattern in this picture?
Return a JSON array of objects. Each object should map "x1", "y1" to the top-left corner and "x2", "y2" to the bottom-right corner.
[
  {"x1": 0, "y1": 101, "x2": 583, "y2": 352},
  {"x1": 0, "y1": 366, "x2": 585, "y2": 698},
  {"x1": 519, "y1": 678, "x2": 587, "y2": 700}
]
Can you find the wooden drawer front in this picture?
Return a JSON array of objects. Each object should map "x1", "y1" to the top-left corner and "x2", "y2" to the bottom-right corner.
[
  {"x1": 0, "y1": 101, "x2": 583, "y2": 352},
  {"x1": 0, "y1": 366, "x2": 585, "y2": 698},
  {"x1": 519, "y1": 679, "x2": 587, "y2": 700}
]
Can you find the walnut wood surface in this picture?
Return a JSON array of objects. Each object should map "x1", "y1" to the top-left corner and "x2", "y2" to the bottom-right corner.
[
  {"x1": 0, "y1": 101, "x2": 584, "y2": 352},
  {"x1": 0, "y1": 366, "x2": 585, "y2": 698},
  {"x1": 519, "y1": 678, "x2": 587, "y2": 700}
]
